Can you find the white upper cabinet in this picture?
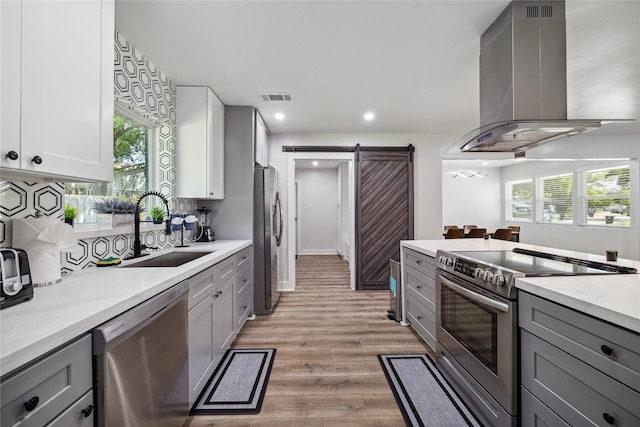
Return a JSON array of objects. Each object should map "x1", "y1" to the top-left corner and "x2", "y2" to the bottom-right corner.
[
  {"x1": 0, "y1": 0, "x2": 114, "y2": 182},
  {"x1": 254, "y1": 111, "x2": 269, "y2": 167},
  {"x1": 176, "y1": 86, "x2": 225, "y2": 199}
]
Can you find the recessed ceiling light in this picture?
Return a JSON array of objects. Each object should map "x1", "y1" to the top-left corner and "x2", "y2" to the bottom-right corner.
[
  {"x1": 364, "y1": 112, "x2": 375, "y2": 121},
  {"x1": 312, "y1": 161, "x2": 319, "y2": 167},
  {"x1": 275, "y1": 113, "x2": 285, "y2": 120}
]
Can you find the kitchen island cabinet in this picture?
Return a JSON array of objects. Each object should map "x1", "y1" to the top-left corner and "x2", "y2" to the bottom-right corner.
[
  {"x1": 0, "y1": 0, "x2": 114, "y2": 182},
  {"x1": 401, "y1": 247, "x2": 437, "y2": 352},
  {"x1": 519, "y1": 291, "x2": 640, "y2": 426}
]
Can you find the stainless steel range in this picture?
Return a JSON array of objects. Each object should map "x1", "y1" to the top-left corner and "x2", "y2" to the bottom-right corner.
[{"x1": 435, "y1": 248, "x2": 636, "y2": 426}]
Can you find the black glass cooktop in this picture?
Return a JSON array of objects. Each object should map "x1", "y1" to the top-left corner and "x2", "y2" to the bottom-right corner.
[{"x1": 452, "y1": 248, "x2": 637, "y2": 276}]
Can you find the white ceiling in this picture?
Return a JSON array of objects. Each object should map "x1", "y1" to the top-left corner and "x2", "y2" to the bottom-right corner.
[{"x1": 115, "y1": 1, "x2": 640, "y2": 137}]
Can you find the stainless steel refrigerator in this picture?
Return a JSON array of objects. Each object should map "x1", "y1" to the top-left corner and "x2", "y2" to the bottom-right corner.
[{"x1": 253, "y1": 165, "x2": 283, "y2": 315}]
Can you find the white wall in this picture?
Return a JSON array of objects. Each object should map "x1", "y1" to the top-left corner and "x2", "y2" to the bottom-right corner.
[
  {"x1": 442, "y1": 164, "x2": 503, "y2": 231},
  {"x1": 269, "y1": 133, "x2": 452, "y2": 290},
  {"x1": 338, "y1": 163, "x2": 350, "y2": 259},
  {"x1": 296, "y1": 167, "x2": 338, "y2": 254}
]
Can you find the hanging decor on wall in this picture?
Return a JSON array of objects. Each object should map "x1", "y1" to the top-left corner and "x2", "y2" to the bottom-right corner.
[{"x1": 446, "y1": 171, "x2": 488, "y2": 179}]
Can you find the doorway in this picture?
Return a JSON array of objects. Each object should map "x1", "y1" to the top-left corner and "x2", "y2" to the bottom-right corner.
[{"x1": 287, "y1": 154, "x2": 356, "y2": 290}]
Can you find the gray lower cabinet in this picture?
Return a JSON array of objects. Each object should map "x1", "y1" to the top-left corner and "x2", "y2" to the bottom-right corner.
[
  {"x1": 519, "y1": 291, "x2": 640, "y2": 426},
  {"x1": 0, "y1": 334, "x2": 93, "y2": 427},
  {"x1": 402, "y1": 248, "x2": 436, "y2": 351},
  {"x1": 187, "y1": 246, "x2": 253, "y2": 407}
]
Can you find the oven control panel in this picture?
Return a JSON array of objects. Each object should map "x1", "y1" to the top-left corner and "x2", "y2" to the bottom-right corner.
[{"x1": 436, "y1": 250, "x2": 519, "y2": 299}]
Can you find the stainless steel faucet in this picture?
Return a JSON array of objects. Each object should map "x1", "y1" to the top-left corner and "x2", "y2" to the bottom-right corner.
[{"x1": 131, "y1": 191, "x2": 172, "y2": 259}]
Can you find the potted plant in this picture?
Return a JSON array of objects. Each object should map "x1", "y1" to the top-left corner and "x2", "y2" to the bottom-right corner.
[
  {"x1": 149, "y1": 206, "x2": 166, "y2": 224},
  {"x1": 93, "y1": 198, "x2": 137, "y2": 227},
  {"x1": 64, "y1": 204, "x2": 77, "y2": 227}
]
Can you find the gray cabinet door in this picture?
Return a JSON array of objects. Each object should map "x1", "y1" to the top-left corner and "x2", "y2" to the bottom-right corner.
[
  {"x1": 521, "y1": 330, "x2": 640, "y2": 426},
  {"x1": 188, "y1": 294, "x2": 216, "y2": 407},
  {"x1": 1, "y1": 335, "x2": 92, "y2": 427},
  {"x1": 214, "y1": 275, "x2": 236, "y2": 356}
]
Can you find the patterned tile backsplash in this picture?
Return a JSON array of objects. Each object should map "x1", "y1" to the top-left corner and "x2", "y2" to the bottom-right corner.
[{"x1": 0, "y1": 31, "x2": 198, "y2": 272}]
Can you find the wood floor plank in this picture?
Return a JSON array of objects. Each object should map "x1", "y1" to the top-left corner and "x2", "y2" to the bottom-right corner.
[{"x1": 185, "y1": 255, "x2": 432, "y2": 426}]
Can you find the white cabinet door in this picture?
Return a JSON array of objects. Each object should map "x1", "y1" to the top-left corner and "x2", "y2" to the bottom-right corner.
[
  {"x1": 0, "y1": 1, "x2": 22, "y2": 166},
  {"x1": 188, "y1": 294, "x2": 216, "y2": 407},
  {"x1": 254, "y1": 111, "x2": 268, "y2": 167},
  {"x1": 1, "y1": 0, "x2": 114, "y2": 181},
  {"x1": 176, "y1": 86, "x2": 224, "y2": 199}
]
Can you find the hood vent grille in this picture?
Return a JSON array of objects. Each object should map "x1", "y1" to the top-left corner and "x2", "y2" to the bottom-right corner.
[{"x1": 526, "y1": 5, "x2": 553, "y2": 18}]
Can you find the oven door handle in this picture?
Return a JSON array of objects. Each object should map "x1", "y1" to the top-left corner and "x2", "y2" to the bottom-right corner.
[{"x1": 439, "y1": 275, "x2": 509, "y2": 313}]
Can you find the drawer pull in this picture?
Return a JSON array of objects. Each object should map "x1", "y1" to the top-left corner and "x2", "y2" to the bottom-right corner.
[
  {"x1": 417, "y1": 316, "x2": 423, "y2": 320},
  {"x1": 82, "y1": 404, "x2": 94, "y2": 417},
  {"x1": 416, "y1": 260, "x2": 422, "y2": 265},
  {"x1": 603, "y1": 413, "x2": 615, "y2": 424},
  {"x1": 416, "y1": 285, "x2": 422, "y2": 289},
  {"x1": 24, "y1": 396, "x2": 39, "y2": 412},
  {"x1": 32, "y1": 155, "x2": 43, "y2": 165},
  {"x1": 601, "y1": 344, "x2": 613, "y2": 355},
  {"x1": 5, "y1": 150, "x2": 18, "y2": 160}
]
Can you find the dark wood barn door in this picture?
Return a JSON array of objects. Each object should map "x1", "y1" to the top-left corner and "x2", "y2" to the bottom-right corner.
[{"x1": 355, "y1": 147, "x2": 414, "y2": 290}]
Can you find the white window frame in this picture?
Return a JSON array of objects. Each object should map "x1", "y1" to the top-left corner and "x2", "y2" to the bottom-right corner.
[
  {"x1": 536, "y1": 172, "x2": 574, "y2": 225},
  {"x1": 505, "y1": 178, "x2": 533, "y2": 222},
  {"x1": 64, "y1": 106, "x2": 159, "y2": 226},
  {"x1": 577, "y1": 163, "x2": 630, "y2": 228}
]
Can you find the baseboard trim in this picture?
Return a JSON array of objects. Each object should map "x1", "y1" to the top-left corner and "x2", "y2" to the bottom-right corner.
[{"x1": 298, "y1": 249, "x2": 339, "y2": 255}]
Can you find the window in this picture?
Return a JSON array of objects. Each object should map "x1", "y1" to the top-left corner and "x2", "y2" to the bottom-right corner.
[
  {"x1": 537, "y1": 173, "x2": 573, "y2": 224},
  {"x1": 580, "y1": 165, "x2": 630, "y2": 227},
  {"x1": 65, "y1": 110, "x2": 152, "y2": 224},
  {"x1": 506, "y1": 179, "x2": 533, "y2": 221}
]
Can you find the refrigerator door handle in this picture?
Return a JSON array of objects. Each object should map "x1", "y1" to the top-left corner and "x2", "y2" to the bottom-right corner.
[{"x1": 275, "y1": 191, "x2": 283, "y2": 247}]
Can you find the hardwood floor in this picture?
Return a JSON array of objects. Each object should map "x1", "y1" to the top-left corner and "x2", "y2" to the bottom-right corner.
[{"x1": 186, "y1": 255, "x2": 432, "y2": 427}]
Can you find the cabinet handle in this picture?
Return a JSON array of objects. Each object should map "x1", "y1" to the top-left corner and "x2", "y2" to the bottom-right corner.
[
  {"x1": 417, "y1": 316, "x2": 423, "y2": 320},
  {"x1": 24, "y1": 396, "x2": 39, "y2": 412},
  {"x1": 5, "y1": 151, "x2": 18, "y2": 160},
  {"x1": 416, "y1": 285, "x2": 422, "y2": 289},
  {"x1": 416, "y1": 260, "x2": 422, "y2": 265},
  {"x1": 32, "y1": 155, "x2": 43, "y2": 164},
  {"x1": 601, "y1": 344, "x2": 613, "y2": 356},
  {"x1": 82, "y1": 404, "x2": 94, "y2": 418},
  {"x1": 602, "y1": 413, "x2": 615, "y2": 424},
  {"x1": 214, "y1": 291, "x2": 222, "y2": 298},
  {"x1": 243, "y1": 279, "x2": 248, "y2": 283}
]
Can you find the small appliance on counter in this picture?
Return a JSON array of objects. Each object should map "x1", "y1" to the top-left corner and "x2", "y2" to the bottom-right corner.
[
  {"x1": 195, "y1": 207, "x2": 215, "y2": 242},
  {"x1": 0, "y1": 248, "x2": 34, "y2": 309}
]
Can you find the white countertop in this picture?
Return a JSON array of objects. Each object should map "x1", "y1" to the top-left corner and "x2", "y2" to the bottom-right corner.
[
  {"x1": 0, "y1": 240, "x2": 251, "y2": 376},
  {"x1": 401, "y1": 239, "x2": 640, "y2": 334}
]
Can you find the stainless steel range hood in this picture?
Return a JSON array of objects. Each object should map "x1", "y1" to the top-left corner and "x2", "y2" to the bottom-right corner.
[{"x1": 451, "y1": 1, "x2": 621, "y2": 154}]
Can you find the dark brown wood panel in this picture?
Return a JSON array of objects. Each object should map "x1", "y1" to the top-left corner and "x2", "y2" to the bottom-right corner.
[{"x1": 355, "y1": 148, "x2": 414, "y2": 290}]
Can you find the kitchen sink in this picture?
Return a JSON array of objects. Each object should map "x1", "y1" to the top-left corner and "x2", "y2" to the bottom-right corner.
[{"x1": 122, "y1": 251, "x2": 214, "y2": 268}]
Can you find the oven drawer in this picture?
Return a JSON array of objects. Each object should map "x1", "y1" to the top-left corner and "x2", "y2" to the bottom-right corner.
[
  {"x1": 403, "y1": 248, "x2": 436, "y2": 280},
  {"x1": 519, "y1": 291, "x2": 640, "y2": 391},
  {"x1": 521, "y1": 330, "x2": 640, "y2": 425},
  {"x1": 404, "y1": 265, "x2": 435, "y2": 313},
  {"x1": 406, "y1": 292, "x2": 436, "y2": 350}
]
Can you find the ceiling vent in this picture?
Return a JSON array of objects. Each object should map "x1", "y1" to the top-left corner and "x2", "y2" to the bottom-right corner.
[{"x1": 259, "y1": 93, "x2": 293, "y2": 102}]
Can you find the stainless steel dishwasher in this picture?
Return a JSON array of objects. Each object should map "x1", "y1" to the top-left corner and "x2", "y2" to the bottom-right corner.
[{"x1": 93, "y1": 281, "x2": 189, "y2": 427}]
